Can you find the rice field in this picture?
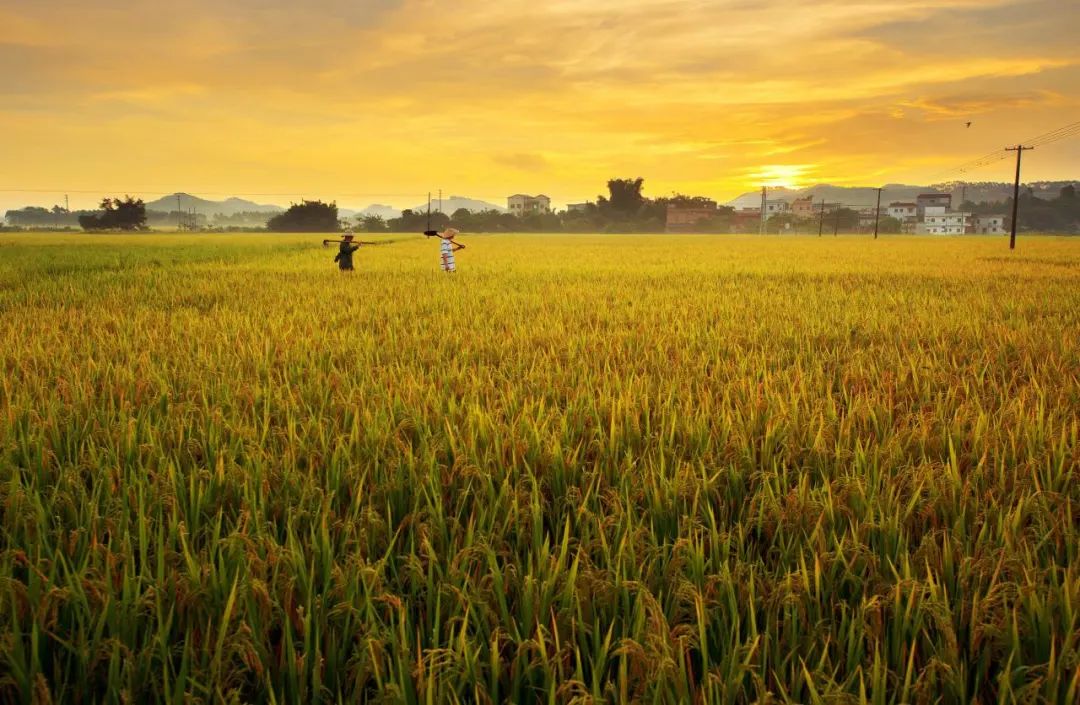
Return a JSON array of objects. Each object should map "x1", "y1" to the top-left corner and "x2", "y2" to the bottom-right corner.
[{"x1": 0, "y1": 232, "x2": 1078, "y2": 704}]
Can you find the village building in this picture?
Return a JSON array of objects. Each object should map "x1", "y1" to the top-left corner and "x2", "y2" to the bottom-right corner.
[
  {"x1": 731, "y1": 209, "x2": 763, "y2": 232},
  {"x1": 916, "y1": 193, "x2": 952, "y2": 218},
  {"x1": 917, "y1": 211, "x2": 971, "y2": 235},
  {"x1": 791, "y1": 197, "x2": 815, "y2": 218},
  {"x1": 973, "y1": 214, "x2": 1007, "y2": 235},
  {"x1": 887, "y1": 202, "x2": 917, "y2": 221},
  {"x1": 764, "y1": 200, "x2": 790, "y2": 216},
  {"x1": 507, "y1": 194, "x2": 552, "y2": 215},
  {"x1": 858, "y1": 207, "x2": 879, "y2": 229},
  {"x1": 665, "y1": 204, "x2": 719, "y2": 233}
]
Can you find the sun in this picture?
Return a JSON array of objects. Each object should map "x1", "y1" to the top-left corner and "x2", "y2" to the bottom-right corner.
[{"x1": 752, "y1": 164, "x2": 813, "y2": 190}]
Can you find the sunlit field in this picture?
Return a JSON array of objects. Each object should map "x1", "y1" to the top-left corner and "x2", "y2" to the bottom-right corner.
[{"x1": 1, "y1": 232, "x2": 1078, "y2": 704}]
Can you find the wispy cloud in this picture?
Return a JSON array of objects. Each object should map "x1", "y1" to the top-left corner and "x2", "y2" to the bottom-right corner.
[{"x1": 1, "y1": 0, "x2": 1077, "y2": 210}]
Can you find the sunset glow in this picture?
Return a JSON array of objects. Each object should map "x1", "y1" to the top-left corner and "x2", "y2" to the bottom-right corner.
[{"x1": 1, "y1": 0, "x2": 1077, "y2": 211}]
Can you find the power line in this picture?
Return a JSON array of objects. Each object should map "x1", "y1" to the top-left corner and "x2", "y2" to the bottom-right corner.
[
  {"x1": 930, "y1": 118, "x2": 1080, "y2": 183},
  {"x1": 1019, "y1": 123, "x2": 1080, "y2": 150},
  {"x1": 1021, "y1": 120, "x2": 1080, "y2": 149}
]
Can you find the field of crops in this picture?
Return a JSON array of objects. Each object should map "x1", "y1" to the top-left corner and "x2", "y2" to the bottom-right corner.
[{"x1": 0, "y1": 232, "x2": 1078, "y2": 704}]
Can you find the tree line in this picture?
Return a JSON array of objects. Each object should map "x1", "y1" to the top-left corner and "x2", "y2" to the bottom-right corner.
[{"x1": 5, "y1": 182, "x2": 1078, "y2": 233}]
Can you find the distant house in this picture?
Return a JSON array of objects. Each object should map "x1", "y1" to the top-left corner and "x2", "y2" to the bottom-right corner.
[
  {"x1": 507, "y1": 194, "x2": 551, "y2": 215},
  {"x1": 566, "y1": 202, "x2": 592, "y2": 213},
  {"x1": 666, "y1": 204, "x2": 719, "y2": 233},
  {"x1": 973, "y1": 214, "x2": 1007, "y2": 235},
  {"x1": 857, "y1": 207, "x2": 879, "y2": 229},
  {"x1": 764, "y1": 200, "x2": 789, "y2": 216},
  {"x1": 916, "y1": 193, "x2": 951, "y2": 218},
  {"x1": 732, "y1": 209, "x2": 763, "y2": 232},
  {"x1": 887, "y1": 202, "x2": 917, "y2": 221},
  {"x1": 791, "y1": 197, "x2": 815, "y2": 218},
  {"x1": 917, "y1": 211, "x2": 971, "y2": 235}
]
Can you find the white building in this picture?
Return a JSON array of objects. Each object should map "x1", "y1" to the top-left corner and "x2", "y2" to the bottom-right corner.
[
  {"x1": 764, "y1": 199, "x2": 789, "y2": 216},
  {"x1": 886, "y1": 202, "x2": 918, "y2": 233},
  {"x1": 507, "y1": 194, "x2": 552, "y2": 215},
  {"x1": 887, "y1": 202, "x2": 917, "y2": 221},
  {"x1": 973, "y1": 214, "x2": 1007, "y2": 235},
  {"x1": 916, "y1": 193, "x2": 952, "y2": 218},
  {"x1": 917, "y1": 211, "x2": 971, "y2": 235}
]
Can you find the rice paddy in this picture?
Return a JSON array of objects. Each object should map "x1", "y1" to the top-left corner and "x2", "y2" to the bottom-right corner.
[{"x1": 1, "y1": 232, "x2": 1078, "y2": 704}]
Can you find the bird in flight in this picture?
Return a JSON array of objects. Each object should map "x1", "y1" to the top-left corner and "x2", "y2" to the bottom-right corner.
[{"x1": 965, "y1": 122, "x2": 972, "y2": 128}]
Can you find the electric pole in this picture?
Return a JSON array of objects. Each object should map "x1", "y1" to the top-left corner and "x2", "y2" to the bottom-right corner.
[
  {"x1": 177, "y1": 194, "x2": 182, "y2": 231},
  {"x1": 833, "y1": 205, "x2": 840, "y2": 236},
  {"x1": 759, "y1": 186, "x2": 767, "y2": 235},
  {"x1": 65, "y1": 194, "x2": 69, "y2": 213},
  {"x1": 1006, "y1": 145, "x2": 1033, "y2": 250},
  {"x1": 438, "y1": 189, "x2": 442, "y2": 214},
  {"x1": 873, "y1": 188, "x2": 882, "y2": 239},
  {"x1": 818, "y1": 199, "x2": 825, "y2": 237}
]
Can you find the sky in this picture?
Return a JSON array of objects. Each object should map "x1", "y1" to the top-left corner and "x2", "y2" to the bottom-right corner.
[{"x1": 2, "y1": 0, "x2": 1078, "y2": 212}]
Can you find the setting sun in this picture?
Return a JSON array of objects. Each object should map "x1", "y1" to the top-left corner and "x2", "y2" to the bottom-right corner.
[
  {"x1": 1, "y1": 0, "x2": 1078, "y2": 213},
  {"x1": 749, "y1": 164, "x2": 815, "y2": 190}
]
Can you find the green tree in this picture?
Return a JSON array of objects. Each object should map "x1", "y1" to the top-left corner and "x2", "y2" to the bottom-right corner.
[
  {"x1": 267, "y1": 200, "x2": 339, "y2": 232},
  {"x1": 356, "y1": 214, "x2": 388, "y2": 233},
  {"x1": 387, "y1": 209, "x2": 449, "y2": 232},
  {"x1": 877, "y1": 216, "x2": 903, "y2": 234},
  {"x1": 831, "y1": 207, "x2": 860, "y2": 231},
  {"x1": 598, "y1": 178, "x2": 646, "y2": 215},
  {"x1": 78, "y1": 196, "x2": 147, "y2": 231}
]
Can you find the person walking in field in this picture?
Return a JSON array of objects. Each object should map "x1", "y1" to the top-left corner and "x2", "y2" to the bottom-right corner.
[
  {"x1": 334, "y1": 233, "x2": 361, "y2": 272},
  {"x1": 437, "y1": 228, "x2": 465, "y2": 272}
]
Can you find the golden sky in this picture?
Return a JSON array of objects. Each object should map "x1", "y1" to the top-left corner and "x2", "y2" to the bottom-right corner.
[{"x1": 2, "y1": 0, "x2": 1078, "y2": 211}]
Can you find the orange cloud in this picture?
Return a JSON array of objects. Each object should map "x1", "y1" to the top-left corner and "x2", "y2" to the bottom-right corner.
[{"x1": 1, "y1": 0, "x2": 1078, "y2": 212}]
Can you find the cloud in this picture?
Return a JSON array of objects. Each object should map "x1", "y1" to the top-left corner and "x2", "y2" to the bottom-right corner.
[
  {"x1": 0, "y1": 0, "x2": 1077, "y2": 211},
  {"x1": 492, "y1": 153, "x2": 550, "y2": 171}
]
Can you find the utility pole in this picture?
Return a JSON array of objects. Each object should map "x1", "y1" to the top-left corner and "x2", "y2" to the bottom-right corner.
[
  {"x1": 65, "y1": 194, "x2": 69, "y2": 213},
  {"x1": 833, "y1": 205, "x2": 840, "y2": 236},
  {"x1": 759, "y1": 186, "x2": 767, "y2": 235},
  {"x1": 873, "y1": 188, "x2": 882, "y2": 239},
  {"x1": 438, "y1": 188, "x2": 442, "y2": 214},
  {"x1": 960, "y1": 184, "x2": 966, "y2": 209},
  {"x1": 177, "y1": 194, "x2": 182, "y2": 231},
  {"x1": 1006, "y1": 145, "x2": 1033, "y2": 250},
  {"x1": 818, "y1": 199, "x2": 825, "y2": 237}
]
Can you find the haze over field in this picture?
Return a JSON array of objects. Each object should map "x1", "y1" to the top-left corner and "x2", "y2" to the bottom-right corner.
[{"x1": 2, "y1": 0, "x2": 1078, "y2": 212}]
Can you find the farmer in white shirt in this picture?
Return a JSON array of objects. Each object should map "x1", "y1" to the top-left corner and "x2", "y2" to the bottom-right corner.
[{"x1": 437, "y1": 228, "x2": 465, "y2": 272}]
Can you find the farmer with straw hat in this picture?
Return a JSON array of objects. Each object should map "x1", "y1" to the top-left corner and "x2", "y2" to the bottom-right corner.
[
  {"x1": 437, "y1": 228, "x2": 465, "y2": 272},
  {"x1": 334, "y1": 233, "x2": 361, "y2": 272}
]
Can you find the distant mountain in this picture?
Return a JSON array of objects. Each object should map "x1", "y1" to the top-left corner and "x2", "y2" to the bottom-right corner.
[
  {"x1": 406, "y1": 196, "x2": 505, "y2": 214},
  {"x1": 139, "y1": 193, "x2": 504, "y2": 222},
  {"x1": 356, "y1": 204, "x2": 401, "y2": 220},
  {"x1": 143, "y1": 193, "x2": 284, "y2": 216},
  {"x1": 728, "y1": 184, "x2": 926, "y2": 209}
]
